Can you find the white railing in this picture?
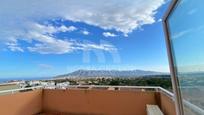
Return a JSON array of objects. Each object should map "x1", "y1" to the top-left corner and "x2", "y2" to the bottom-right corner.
[
  {"x1": 45, "y1": 85, "x2": 173, "y2": 97},
  {"x1": 183, "y1": 100, "x2": 204, "y2": 115},
  {"x1": 49, "y1": 85, "x2": 162, "y2": 91},
  {"x1": 54, "y1": 85, "x2": 161, "y2": 89}
]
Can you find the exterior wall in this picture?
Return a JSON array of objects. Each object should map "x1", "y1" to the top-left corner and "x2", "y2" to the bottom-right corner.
[
  {"x1": 42, "y1": 89, "x2": 157, "y2": 115},
  {"x1": 0, "y1": 89, "x2": 42, "y2": 115},
  {"x1": 160, "y1": 93, "x2": 176, "y2": 115}
]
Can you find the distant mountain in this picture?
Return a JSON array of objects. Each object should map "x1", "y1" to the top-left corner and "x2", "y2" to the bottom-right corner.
[{"x1": 55, "y1": 69, "x2": 168, "y2": 78}]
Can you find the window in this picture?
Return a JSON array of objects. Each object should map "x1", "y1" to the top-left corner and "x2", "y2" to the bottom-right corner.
[{"x1": 166, "y1": 0, "x2": 204, "y2": 114}]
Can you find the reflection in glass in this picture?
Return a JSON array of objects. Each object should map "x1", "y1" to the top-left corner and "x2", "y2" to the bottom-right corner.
[{"x1": 167, "y1": 0, "x2": 204, "y2": 115}]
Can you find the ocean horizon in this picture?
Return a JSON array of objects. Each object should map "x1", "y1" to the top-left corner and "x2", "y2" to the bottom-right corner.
[{"x1": 0, "y1": 77, "x2": 52, "y2": 83}]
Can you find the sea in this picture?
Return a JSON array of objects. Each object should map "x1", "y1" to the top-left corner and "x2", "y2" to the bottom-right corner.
[{"x1": 0, "y1": 77, "x2": 52, "y2": 83}]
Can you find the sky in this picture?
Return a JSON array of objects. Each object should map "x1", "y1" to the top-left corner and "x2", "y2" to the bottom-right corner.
[
  {"x1": 0, "y1": 0, "x2": 171, "y2": 78},
  {"x1": 168, "y1": 0, "x2": 204, "y2": 73}
]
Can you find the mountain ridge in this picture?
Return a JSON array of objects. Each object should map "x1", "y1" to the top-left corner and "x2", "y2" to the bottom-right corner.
[{"x1": 55, "y1": 69, "x2": 168, "y2": 78}]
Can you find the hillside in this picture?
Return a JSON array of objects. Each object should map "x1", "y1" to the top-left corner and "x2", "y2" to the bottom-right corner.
[{"x1": 55, "y1": 69, "x2": 168, "y2": 78}]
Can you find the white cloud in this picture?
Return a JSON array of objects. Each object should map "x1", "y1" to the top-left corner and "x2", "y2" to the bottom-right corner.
[
  {"x1": 103, "y1": 32, "x2": 117, "y2": 37},
  {"x1": 172, "y1": 29, "x2": 192, "y2": 39},
  {"x1": 0, "y1": 0, "x2": 165, "y2": 34},
  {"x1": 30, "y1": 23, "x2": 77, "y2": 35},
  {"x1": 38, "y1": 64, "x2": 54, "y2": 69},
  {"x1": 0, "y1": 22, "x2": 116, "y2": 54},
  {"x1": 82, "y1": 30, "x2": 90, "y2": 35},
  {"x1": 25, "y1": 23, "x2": 116, "y2": 54},
  {"x1": 58, "y1": 26, "x2": 77, "y2": 32},
  {"x1": 0, "y1": 18, "x2": 117, "y2": 54},
  {"x1": 6, "y1": 42, "x2": 24, "y2": 52},
  {"x1": 172, "y1": 26, "x2": 204, "y2": 39},
  {"x1": 27, "y1": 38, "x2": 116, "y2": 54},
  {"x1": 187, "y1": 9, "x2": 197, "y2": 15},
  {"x1": 27, "y1": 37, "x2": 74, "y2": 54},
  {"x1": 76, "y1": 42, "x2": 117, "y2": 51},
  {"x1": 0, "y1": 0, "x2": 165, "y2": 54},
  {"x1": 158, "y1": 18, "x2": 162, "y2": 22}
]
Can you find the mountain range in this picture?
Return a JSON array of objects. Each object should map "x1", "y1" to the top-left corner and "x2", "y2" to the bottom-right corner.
[{"x1": 55, "y1": 69, "x2": 168, "y2": 78}]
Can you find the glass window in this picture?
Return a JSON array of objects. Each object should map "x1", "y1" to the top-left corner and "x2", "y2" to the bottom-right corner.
[{"x1": 167, "y1": 0, "x2": 204, "y2": 115}]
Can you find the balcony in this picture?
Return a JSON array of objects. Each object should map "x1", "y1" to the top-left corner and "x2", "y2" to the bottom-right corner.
[{"x1": 0, "y1": 86, "x2": 176, "y2": 115}]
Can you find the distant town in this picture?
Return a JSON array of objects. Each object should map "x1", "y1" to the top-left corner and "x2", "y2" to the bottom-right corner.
[{"x1": 0, "y1": 69, "x2": 173, "y2": 91}]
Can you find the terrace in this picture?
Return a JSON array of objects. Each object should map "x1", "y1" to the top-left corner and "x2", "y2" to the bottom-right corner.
[
  {"x1": 0, "y1": 85, "x2": 175, "y2": 115},
  {"x1": 0, "y1": 0, "x2": 204, "y2": 115}
]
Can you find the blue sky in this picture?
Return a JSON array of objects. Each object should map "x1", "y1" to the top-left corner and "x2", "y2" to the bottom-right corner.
[
  {"x1": 168, "y1": 0, "x2": 204, "y2": 73},
  {"x1": 0, "y1": 0, "x2": 170, "y2": 78}
]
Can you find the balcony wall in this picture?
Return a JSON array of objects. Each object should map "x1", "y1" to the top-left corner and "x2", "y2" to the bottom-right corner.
[
  {"x1": 0, "y1": 89, "x2": 42, "y2": 115},
  {"x1": 0, "y1": 88, "x2": 176, "y2": 115},
  {"x1": 42, "y1": 89, "x2": 157, "y2": 115},
  {"x1": 160, "y1": 93, "x2": 176, "y2": 115}
]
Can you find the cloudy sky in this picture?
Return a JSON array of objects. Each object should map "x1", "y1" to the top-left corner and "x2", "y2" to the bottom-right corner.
[{"x1": 0, "y1": 0, "x2": 170, "y2": 79}]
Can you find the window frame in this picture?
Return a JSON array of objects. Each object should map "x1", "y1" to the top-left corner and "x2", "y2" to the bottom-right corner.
[{"x1": 162, "y1": 0, "x2": 184, "y2": 115}]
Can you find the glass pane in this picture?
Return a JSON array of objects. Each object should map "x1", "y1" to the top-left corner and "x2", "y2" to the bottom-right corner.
[{"x1": 167, "y1": 0, "x2": 204, "y2": 115}]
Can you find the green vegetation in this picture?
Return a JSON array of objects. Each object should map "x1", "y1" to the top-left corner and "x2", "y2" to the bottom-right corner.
[{"x1": 52, "y1": 75, "x2": 172, "y2": 90}]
